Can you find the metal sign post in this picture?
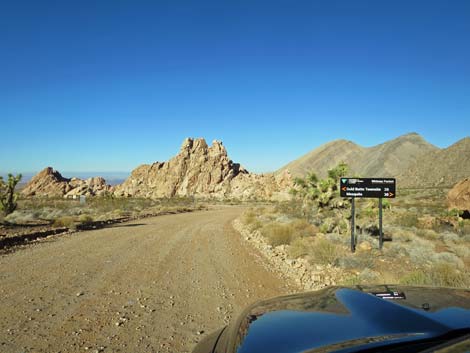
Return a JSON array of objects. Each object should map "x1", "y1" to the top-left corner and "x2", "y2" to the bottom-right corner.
[
  {"x1": 340, "y1": 178, "x2": 396, "y2": 252},
  {"x1": 379, "y1": 198, "x2": 383, "y2": 250},
  {"x1": 351, "y1": 197, "x2": 356, "y2": 252}
]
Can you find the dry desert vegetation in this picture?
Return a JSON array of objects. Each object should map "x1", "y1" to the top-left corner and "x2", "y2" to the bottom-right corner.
[{"x1": 239, "y1": 185, "x2": 470, "y2": 289}]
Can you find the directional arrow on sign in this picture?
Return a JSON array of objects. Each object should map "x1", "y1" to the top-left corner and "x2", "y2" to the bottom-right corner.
[{"x1": 342, "y1": 187, "x2": 347, "y2": 191}]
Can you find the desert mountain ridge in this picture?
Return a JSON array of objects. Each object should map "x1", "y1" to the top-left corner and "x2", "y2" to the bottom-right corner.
[
  {"x1": 398, "y1": 137, "x2": 470, "y2": 188},
  {"x1": 20, "y1": 134, "x2": 470, "y2": 199},
  {"x1": 277, "y1": 132, "x2": 439, "y2": 179}
]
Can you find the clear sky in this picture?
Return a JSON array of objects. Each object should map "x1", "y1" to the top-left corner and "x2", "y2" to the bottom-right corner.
[{"x1": 1, "y1": 0, "x2": 469, "y2": 174}]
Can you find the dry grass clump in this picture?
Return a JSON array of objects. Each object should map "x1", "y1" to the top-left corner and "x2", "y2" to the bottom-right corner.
[
  {"x1": 431, "y1": 252, "x2": 464, "y2": 269},
  {"x1": 290, "y1": 219, "x2": 318, "y2": 237},
  {"x1": 309, "y1": 237, "x2": 343, "y2": 266},
  {"x1": 399, "y1": 262, "x2": 469, "y2": 288},
  {"x1": 288, "y1": 237, "x2": 314, "y2": 259},
  {"x1": 451, "y1": 244, "x2": 470, "y2": 259},
  {"x1": 416, "y1": 228, "x2": 439, "y2": 241},
  {"x1": 53, "y1": 216, "x2": 75, "y2": 228},
  {"x1": 242, "y1": 209, "x2": 263, "y2": 231},
  {"x1": 261, "y1": 223, "x2": 294, "y2": 246}
]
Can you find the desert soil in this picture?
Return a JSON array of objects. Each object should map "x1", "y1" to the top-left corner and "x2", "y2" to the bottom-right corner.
[{"x1": 0, "y1": 207, "x2": 296, "y2": 353}]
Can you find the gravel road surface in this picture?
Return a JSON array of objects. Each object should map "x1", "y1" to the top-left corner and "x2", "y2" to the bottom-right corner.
[{"x1": 0, "y1": 207, "x2": 296, "y2": 352}]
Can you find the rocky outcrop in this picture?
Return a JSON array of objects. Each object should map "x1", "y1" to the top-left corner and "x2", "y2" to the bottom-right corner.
[
  {"x1": 448, "y1": 178, "x2": 470, "y2": 213},
  {"x1": 21, "y1": 167, "x2": 113, "y2": 197},
  {"x1": 114, "y1": 138, "x2": 292, "y2": 200}
]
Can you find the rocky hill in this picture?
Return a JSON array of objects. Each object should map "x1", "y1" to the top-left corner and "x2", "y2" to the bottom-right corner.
[
  {"x1": 398, "y1": 137, "x2": 470, "y2": 188},
  {"x1": 277, "y1": 133, "x2": 439, "y2": 180},
  {"x1": 114, "y1": 138, "x2": 291, "y2": 200},
  {"x1": 21, "y1": 167, "x2": 113, "y2": 197}
]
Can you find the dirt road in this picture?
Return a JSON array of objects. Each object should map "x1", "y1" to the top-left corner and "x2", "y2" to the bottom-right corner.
[{"x1": 0, "y1": 207, "x2": 296, "y2": 353}]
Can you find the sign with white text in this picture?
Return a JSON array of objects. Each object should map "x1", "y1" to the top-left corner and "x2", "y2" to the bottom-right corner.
[{"x1": 340, "y1": 178, "x2": 396, "y2": 198}]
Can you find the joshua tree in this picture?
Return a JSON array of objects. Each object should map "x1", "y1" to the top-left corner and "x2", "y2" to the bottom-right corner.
[
  {"x1": 0, "y1": 173, "x2": 22, "y2": 216},
  {"x1": 291, "y1": 162, "x2": 349, "y2": 210}
]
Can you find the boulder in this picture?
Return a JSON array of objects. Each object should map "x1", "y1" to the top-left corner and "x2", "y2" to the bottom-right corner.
[{"x1": 447, "y1": 178, "x2": 470, "y2": 213}]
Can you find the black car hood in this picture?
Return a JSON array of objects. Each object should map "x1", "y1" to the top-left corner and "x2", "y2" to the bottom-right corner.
[{"x1": 218, "y1": 285, "x2": 470, "y2": 353}]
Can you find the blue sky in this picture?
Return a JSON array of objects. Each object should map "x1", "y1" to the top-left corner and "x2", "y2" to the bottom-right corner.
[{"x1": 1, "y1": 0, "x2": 469, "y2": 174}]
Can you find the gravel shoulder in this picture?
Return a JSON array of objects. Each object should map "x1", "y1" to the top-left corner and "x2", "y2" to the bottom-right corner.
[{"x1": 0, "y1": 207, "x2": 297, "y2": 353}]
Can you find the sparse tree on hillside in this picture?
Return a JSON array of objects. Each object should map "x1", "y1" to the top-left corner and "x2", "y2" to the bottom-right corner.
[{"x1": 0, "y1": 173, "x2": 22, "y2": 216}]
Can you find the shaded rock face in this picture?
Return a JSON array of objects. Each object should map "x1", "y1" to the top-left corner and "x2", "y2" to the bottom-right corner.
[
  {"x1": 114, "y1": 138, "x2": 292, "y2": 200},
  {"x1": 448, "y1": 178, "x2": 470, "y2": 213},
  {"x1": 21, "y1": 167, "x2": 113, "y2": 197}
]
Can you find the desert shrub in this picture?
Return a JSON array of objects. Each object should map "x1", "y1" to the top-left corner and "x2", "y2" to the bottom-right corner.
[
  {"x1": 288, "y1": 237, "x2": 313, "y2": 258},
  {"x1": 275, "y1": 200, "x2": 305, "y2": 219},
  {"x1": 4, "y1": 210, "x2": 40, "y2": 224},
  {"x1": 400, "y1": 263, "x2": 468, "y2": 288},
  {"x1": 458, "y1": 222, "x2": 470, "y2": 236},
  {"x1": 396, "y1": 213, "x2": 419, "y2": 228},
  {"x1": 53, "y1": 216, "x2": 75, "y2": 228},
  {"x1": 358, "y1": 268, "x2": 381, "y2": 283},
  {"x1": 440, "y1": 231, "x2": 461, "y2": 245},
  {"x1": 384, "y1": 242, "x2": 409, "y2": 257},
  {"x1": 407, "y1": 240, "x2": 436, "y2": 265},
  {"x1": 326, "y1": 233, "x2": 350, "y2": 246},
  {"x1": 309, "y1": 238, "x2": 342, "y2": 265},
  {"x1": 431, "y1": 252, "x2": 464, "y2": 269},
  {"x1": 78, "y1": 215, "x2": 94, "y2": 226},
  {"x1": 399, "y1": 270, "x2": 429, "y2": 286},
  {"x1": 261, "y1": 223, "x2": 294, "y2": 246},
  {"x1": 416, "y1": 229, "x2": 439, "y2": 241},
  {"x1": 394, "y1": 230, "x2": 415, "y2": 243},
  {"x1": 430, "y1": 263, "x2": 468, "y2": 287},
  {"x1": 290, "y1": 219, "x2": 318, "y2": 238},
  {"x1": 451, "y1": 244, "x2": 470, "y2": 259},
  {"x1": 243, "y1": 210, "x2": 257, "y2": 225},
  {"x1": 338, "y1": 253, "x2": 375, "y2": 270}
]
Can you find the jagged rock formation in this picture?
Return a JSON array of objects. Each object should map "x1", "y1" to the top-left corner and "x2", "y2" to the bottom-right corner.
[
  {"x1": 398, "y1": 137, "x2": 470, "y2": 188},
  {"x1": 21, "y1": 167, "x2": 113, "y2": 197},
  {"x1": 277, "y1": 133, "x2": 439, "y2": 180},
  {"x1": 114, "y1": 138, "x2": 291, "y2": 200},
  {"x1": 447, "y1": 178, "x2": 470, "y2": 213}
]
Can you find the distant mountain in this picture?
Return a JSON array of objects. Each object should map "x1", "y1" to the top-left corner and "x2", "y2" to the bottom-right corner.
[
  {"x1": 277, "y1": 133, "x2": 439, "y2": 180},
  {"x1": 398, "y1": 137, "x2": 470, "y2": 188}
]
